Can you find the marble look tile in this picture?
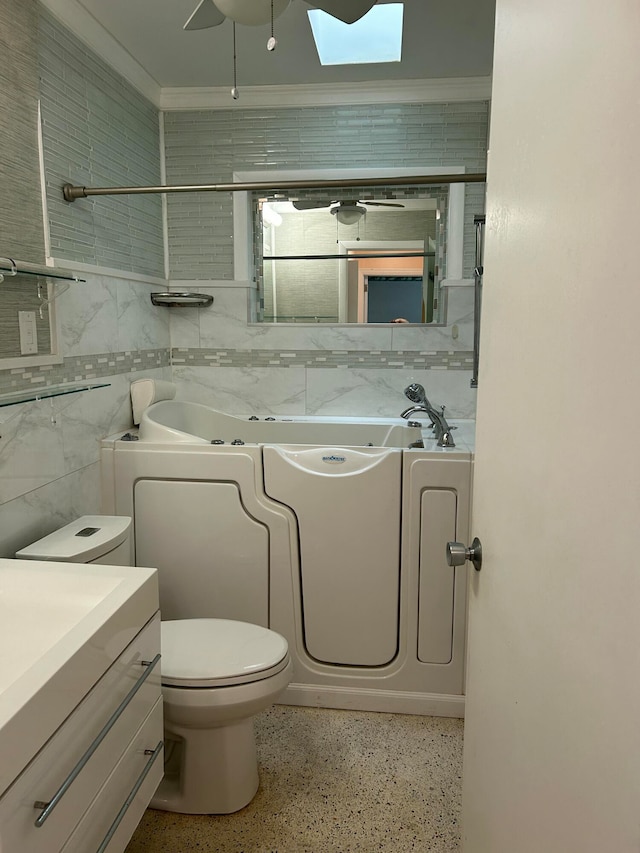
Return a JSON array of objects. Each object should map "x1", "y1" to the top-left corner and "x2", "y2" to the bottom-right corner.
[
  {"x1": 390, "y1": 321, "x2": 459, "y2": 352},
  {"x1": 0, "y1": 368, "x2": 170, "y2": 507},
  {"x1": 57, "y1": 274, "x2": 119, "y2": 356},
  {"x1": 443, "y1": 286, "x2": 475, "y2": 351},
  {"x1": 57, "y1": 369, "x2": 167, "y2": 470},
  {"x1": 197, "y1": 287, "x2": 253, "y2": 348},
  {"x1": 406, "y1": 369, "x2": 477, "y2": 419},
  {"x1": 115, "y1": 280, "x2": 170, "y2": 352},
  {"x1": 172, "y1": 365, "x2": 306, "y2": 415},
  {"x1": 198, "y1": 287, "x2": 395, "y2": 351},
  {"x1": 306, "y1": 368, "x2": 477, "y2": 419},
  {"x1": 0, "y1": 400, "x2": 66, "y2": 504},
  {"x1": 306, "y1": 368, "x2": 415, "y2": 418},
  {"x1": 0, "y1": 463, "x2": 101, "y2": 558},
  {"x1": 292, "y1": 323, "x2": 394, "y2": 352},
  {"x1": 169, "y1": 305, "x2": 201, "y2": 349}
]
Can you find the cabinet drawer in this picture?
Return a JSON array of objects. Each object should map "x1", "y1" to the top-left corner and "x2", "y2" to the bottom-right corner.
[
  {"x1": 61, "y1": 698, "x2": 163, "y2": 853},
  {"x1": 0, "y1": 613, "x2": 161, "y2": 853}
]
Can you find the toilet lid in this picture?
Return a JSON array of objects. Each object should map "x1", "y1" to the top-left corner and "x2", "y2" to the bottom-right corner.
[{"x1": 160, "y1": 619, "x2": 289, "y2": 687}]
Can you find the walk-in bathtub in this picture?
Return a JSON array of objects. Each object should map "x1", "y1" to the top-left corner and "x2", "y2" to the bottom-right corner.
[
  {"x1": 137, "y1": 399, "x2": 426, "y2": 448},
  {"x1": 101, "y1": 400, "x2": 473, "y2": 717}
]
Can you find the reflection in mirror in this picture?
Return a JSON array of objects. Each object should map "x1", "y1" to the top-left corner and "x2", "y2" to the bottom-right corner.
[{"x1": 253, "y1": 186, "x2": 448, "y2": 325}]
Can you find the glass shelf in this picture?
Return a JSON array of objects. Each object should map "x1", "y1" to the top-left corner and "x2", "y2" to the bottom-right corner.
[{"x1": 0, "y1": 383, "x2": 111, "y2": 409}]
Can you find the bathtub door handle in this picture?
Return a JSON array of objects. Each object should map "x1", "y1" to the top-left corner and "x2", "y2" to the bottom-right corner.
[{"x1": 446, "y1": 538, "x2": 482, "y2": 571}]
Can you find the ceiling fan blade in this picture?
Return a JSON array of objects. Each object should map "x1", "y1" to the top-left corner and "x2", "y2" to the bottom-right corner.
[
  {"x1": 293, "y1": 200, "x2": 333, "y2": 210},
  {"x1": 184, "y1": 0, "x2": 225, "y2": 31},
  {"x1": 361, "y1": 201, "x2": 405, "y2": 208},
  {"x1": 305, "y1": 0, "x2": 377, "y2": 25}
]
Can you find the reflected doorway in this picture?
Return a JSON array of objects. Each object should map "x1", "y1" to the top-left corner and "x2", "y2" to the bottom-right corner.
[
  {"x1": 344, "y1": 243, "x2": 435, "y2": 323},
  {"x1": 366, "y1": 276, "x2": 424, "y2": 323}
]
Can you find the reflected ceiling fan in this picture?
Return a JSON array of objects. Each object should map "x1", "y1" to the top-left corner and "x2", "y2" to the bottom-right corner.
[
  {"x1": 293, "y1": 198, "x2": 405, "y2": 225},
  {"x1": 184, "y1": 0, "x2": 378, "y2": 30}
]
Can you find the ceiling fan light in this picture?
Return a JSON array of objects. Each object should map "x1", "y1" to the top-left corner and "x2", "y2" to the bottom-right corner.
[
  {"x1": 214, "y1": 0, "x2": 290, "y2": 26},
  {"x1": 262, "y1": 203, "x2": 283, "y2": 227},
  {"x1": 332, "y1": 205, "x2": 365, "y2": 225}
]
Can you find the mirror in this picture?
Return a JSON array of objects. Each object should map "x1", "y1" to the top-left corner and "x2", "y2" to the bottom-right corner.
[
  {"x1": 232, "y1": 168, "x2": 468, "y2": 326},
  {"x1": 257, "y1": 195, "x2": 441, "y2": 324}
]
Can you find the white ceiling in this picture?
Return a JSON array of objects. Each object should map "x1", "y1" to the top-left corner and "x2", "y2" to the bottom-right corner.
[{"x1": 55, "y1": 0, "x2": 495, "y2": 91}]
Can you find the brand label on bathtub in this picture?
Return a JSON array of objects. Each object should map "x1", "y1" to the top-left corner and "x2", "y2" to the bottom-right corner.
[{"x1": 322, "y1": 454, "x2": 346, "y2": 463}]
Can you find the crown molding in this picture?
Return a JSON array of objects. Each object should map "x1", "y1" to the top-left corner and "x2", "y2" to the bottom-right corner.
[
  {"x1": 39, "y1": 3, "x2": 491, "y2": 112},
  {"x1": 39, "y1": 0, "x2": 161, "y2": 106},
  {"x1": 160, "y1": 76, "x2": 492, "y2": 111}
]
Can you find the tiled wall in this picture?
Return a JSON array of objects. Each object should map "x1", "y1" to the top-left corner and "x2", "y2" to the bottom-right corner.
[
  {"x1": 163, "y1": 102, "x2": 488, "y2": 281},
  {"x1": 0, "y1": 266, "x2": 171, "y2": 558},
  {"x1": 0, "y1": 0, "x2": 49, "y2": 365},
  {"x1": 0, "y1": 0, "x2": 45, "y2": 265},
  {"x1": 1, "y1": 6, "x2": 486, "y2": 555},
  {"x1": 0, "y1": 3, "x2": 169, "y2": 557},
  {"x1": 38, "y1": 9, "x2": 164, "y2": 277},
  {"x1": 163, "y1": 102, "x2": 486, "y2": 416},
  {"x1": 168, "y1": 282, "x2": 476, "y2": 418}
]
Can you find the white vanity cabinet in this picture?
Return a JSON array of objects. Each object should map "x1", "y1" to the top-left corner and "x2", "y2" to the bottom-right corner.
[{"x1": 0, "y1": 560, "x2": 162, "y2": 853}]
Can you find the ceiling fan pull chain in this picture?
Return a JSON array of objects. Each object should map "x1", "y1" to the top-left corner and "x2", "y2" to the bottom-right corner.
[
  {"x1": 231, "y1": 21, "x2": 239, "y2": 99},
  {"x1": 267, "y1": 0, "x2": 277, "y2": 51}
]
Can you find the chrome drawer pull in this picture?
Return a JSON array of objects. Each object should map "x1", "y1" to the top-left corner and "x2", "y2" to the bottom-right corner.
[
  {"x1": 34, "y1": 653, "x2": 161, "y2": 827},
  {"x1": 95, "y1": 740, "x2": 164, "y2": 853}
]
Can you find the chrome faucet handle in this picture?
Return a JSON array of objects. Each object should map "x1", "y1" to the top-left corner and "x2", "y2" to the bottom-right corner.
[{"x1": 438, "y1": 404, "x2": 457, "y2": 430}]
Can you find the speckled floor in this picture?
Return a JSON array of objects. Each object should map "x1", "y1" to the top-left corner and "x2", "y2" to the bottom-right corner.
[{"x1": 125, "y1": 704, "x2": 464, "y2": 853}]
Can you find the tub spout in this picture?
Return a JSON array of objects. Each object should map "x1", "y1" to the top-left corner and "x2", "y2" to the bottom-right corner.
[{"x1": 401, "y1": 386, "x2": 455, "y2": 448}]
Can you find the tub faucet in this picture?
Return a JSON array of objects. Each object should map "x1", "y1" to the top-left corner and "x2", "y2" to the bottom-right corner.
[{"x1": 401, "y1": 383, "x2": 455, "y2": 448}]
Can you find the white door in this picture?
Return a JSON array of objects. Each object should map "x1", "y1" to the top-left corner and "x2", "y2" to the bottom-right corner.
[{"x1": 462, "y1": 1, "x2": 640, "y2": 851}]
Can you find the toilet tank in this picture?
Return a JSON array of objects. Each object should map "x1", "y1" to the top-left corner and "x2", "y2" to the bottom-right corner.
[{"x1": 15, "y1": 516, "x2": 133, "y2": 566}]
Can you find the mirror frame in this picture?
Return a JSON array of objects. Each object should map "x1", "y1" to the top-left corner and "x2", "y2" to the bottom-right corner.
[{"x1": 232, "y1": 166, "x2": 467, "y2": 324}]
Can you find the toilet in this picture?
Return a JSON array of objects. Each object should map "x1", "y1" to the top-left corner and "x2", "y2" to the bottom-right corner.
[{"x1": 16, "y1": 515, "x2": 293, "y2": 815}]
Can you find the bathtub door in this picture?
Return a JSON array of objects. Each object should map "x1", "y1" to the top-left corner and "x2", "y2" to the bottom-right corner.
[
  {"x1": 263, "y1": 445, "x2": 401, "y2": 667},
  {"x1": 134, "y1": 479, "x2": 269, "y2": 626}
]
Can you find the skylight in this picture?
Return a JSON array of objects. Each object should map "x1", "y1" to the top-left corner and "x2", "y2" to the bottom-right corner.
[{"x1": 308, "y1": 3, "x2": 404, "y2": 67}]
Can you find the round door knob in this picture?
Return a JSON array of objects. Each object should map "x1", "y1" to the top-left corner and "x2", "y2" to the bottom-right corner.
[{"x1": 446, "y1": 537, "x2": 482, "y2": 571}]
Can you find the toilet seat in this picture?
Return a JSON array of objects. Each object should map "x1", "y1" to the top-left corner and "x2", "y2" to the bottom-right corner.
[{"x1": 160, "y1": 618, "x2": 290, "y2": 688}]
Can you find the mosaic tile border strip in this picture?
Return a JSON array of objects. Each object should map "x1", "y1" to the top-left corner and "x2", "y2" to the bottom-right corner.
[
  {"x1": 172, "y1": 348, "x2": 474, "y2": 370},
  {"x1": 0, "y1": 344, "x2": 471, "y2": 396},
  {"x1": 0, "y1": 349, "x2": 171, "y2": 396}
]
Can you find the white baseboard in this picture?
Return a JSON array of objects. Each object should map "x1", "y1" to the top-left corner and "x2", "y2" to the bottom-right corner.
[{"x1": 279, "y1": 683, "x2": 465, "y2": 718}]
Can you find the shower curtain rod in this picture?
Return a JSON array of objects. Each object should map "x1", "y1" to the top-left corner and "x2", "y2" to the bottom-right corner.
[{"x1": 62, "y1": 172, "x2": 487, "y2": 203}]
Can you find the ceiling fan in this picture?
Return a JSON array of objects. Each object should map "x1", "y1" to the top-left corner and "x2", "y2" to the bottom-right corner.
[
  {"x1": 293, "y1": 198, "x2": 405, "y2": 224},
  {"x1": 184, "y1": 0, "x2": 378, "y2": 30}
]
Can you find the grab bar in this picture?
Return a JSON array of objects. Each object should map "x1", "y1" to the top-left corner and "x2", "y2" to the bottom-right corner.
[
  {"x1": 33, "y1": 653, "x2": 161, "y2": 827},
  {"x1": 95, "y1": 740, "x2": 164, "y2": 853},
  {"x1": 470, "y1": 215, "x2": 485, "y2": 388}
]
